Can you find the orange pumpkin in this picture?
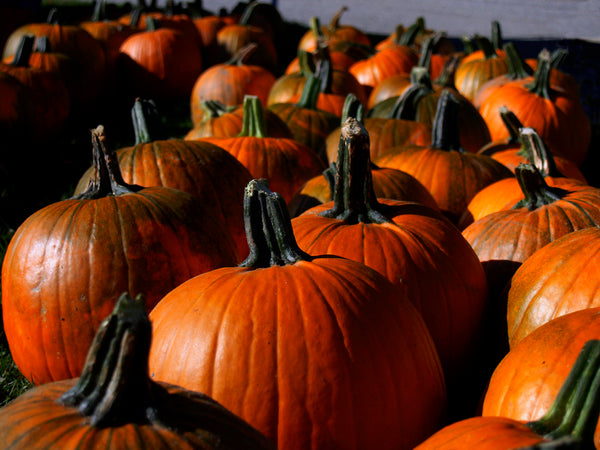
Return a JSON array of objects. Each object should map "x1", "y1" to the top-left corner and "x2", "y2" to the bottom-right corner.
[
  {"x1": 292, "y1": 116, "x2": 488, "y2": 383},
  {"x1": 148, "y1": 178, "x2": 446, "y2": 450},
  {"x1": 1, "y1": 125, "x2": 238, "y2": 385}
]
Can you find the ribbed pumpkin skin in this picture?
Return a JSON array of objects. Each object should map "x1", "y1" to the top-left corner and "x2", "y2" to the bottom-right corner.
[
  {"x1": 462, "y1": 188, "x2": 600, "y2": 266},
  {"x1": 374, "y1": 147, "x2": 513, "y2": 224},
  {"x1": 454, "y1": 56, "x2": 508, "y2": 102},
  {"x1": 292, "y1": 199, "x2": 488, "y2": 379},
  {"x1": 1, "y1": 187, "x2": 238, "y2": 385},
  {"x1": 199, "y1": 136, "x2": 325, "y2": 204},
  {"x1": 0, "y1": 380, "x2": 276, "y2": 449},
  {"x1": 482, "y1": 307, "x2": 600, "y2": 448},
  {"x1": 507, "y1": 227, "x2": 600, "y2": 348},
  {"x1": 414, "y1": 416, "x2": 545, "y2": 450},
  {"x1": 325, "y1": 118, "x2": 432, "y2": 164},
  {"x1": 190, "y1": 64, "x2": 276, "y2": 126},
  {"x1": 478, "y1": 81, "x2": 591, "y2": 166},
  {"x1": 74, "y1": 140, "x2": 253, "y2": 260},
  {"x1": 149, "y1": 258, "x2": 446, "y2": 450}
]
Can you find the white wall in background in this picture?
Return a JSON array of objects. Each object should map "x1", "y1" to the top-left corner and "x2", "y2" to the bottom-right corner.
[{"x1": 201, "y1": 0, "x2": 600, "y2": 41}]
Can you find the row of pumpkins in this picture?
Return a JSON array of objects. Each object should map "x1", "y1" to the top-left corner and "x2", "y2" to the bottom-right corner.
[{"x1": 1, "y1": 1, "x2": 600, "y2": 448}]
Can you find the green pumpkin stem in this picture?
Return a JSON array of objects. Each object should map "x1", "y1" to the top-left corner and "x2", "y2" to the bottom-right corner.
[
  {"x1": 513, "y1": 163, "x2": 567, "y2": 210},
  {"x1": 390, "y1": 24, "x2": 405, "y2": 45},
  {"x1": 313, "y1": 43, "x2": 334, "y2": 94},
  {"x1": 431, "y1": 90, "x2": 462, "y2": 152},
  {"x1": 238, "y1": 95, "x2": 268, "y2": 138},
  {"x1": 340, "y1": 93, "x2": 364, "y2": 125},
  {"x1": 76, "y1": 126, "x2": 142, "y2": 199},
  {"x1": 389, "y1": 67, "x2": 434, "y2": 120},
  {"x1": 418, "y1": 33, "x2": 441, "y2": 70},
  {"x1": 525, "y1": 49, "x2": 553, "y2": 100},
  {"x1": 309, "y1": 16, "x2": 325, "y2": 41},
  {"x1": 58, "y1": 293, "x2": 166, "y2": 427},
  {"x1": 474, "y1": 35, "x2": 498, "y2": 59},
  {"x1": 296, "y1": 49, "x2": 315, "y2": 76},
  {"x1": 11, "y1": 35, "x2": 34, "y2": 67},
  {"x1": 398, "y1": 20, "x2": 420, "y2": 46},
  {"x1": 200, "y1": 99, "x2": 234, "y2": 119},
  {"x1": 241, "y1": 179, "x2": 312, "y2": 268},
  {"x1": 434, "y1": 53, "x2": 461, "y2": 88},
  {"x1": 498, "y1": 106, "x2": 523, "y2": 146},
  {"x1": 34, "y1": 35, "x2": 51, "y2": 53},
  {"x1": 550, "y1": 48, "x2": 569, "y2": 70},
  {"x1": 225, "y1": 42, "x2": 259, "y2": 66},
  {"x1": 46, "y1": 7, "x2": 59, "y2": 24},
  {"x1": 319, "y1": 117, "x2": 391, "y2": 224},
  {"x1": 145, "y1": 17, "x2": 159, "y2": 31},
  {"x1": 520, "y1": 127, "x2": 564, "y2": 178},
  {"x1": 461, "y1": 35, "x2": 475, "y2": 54},
  {"x1": 503, "y1": 42, "x2": 534, "y2": 80},
  {"x1": 525, "y1": 339, "x2": 600, "y2": 447},
  {"x1": 295, "y1": 74, "x2": 321, "y2": 110},
  {"x1": 131, "y1": 98, "x2": 165, "y2": 144},
  {"x1": 491, "y1": 20, "x2": 503, "y2": 50},
  {"x1": 239, "y1": 1, "x2": 259, "y2": 26},
  {"x1": 129, "y1": 7, "x2": 142, "y2": 27}
]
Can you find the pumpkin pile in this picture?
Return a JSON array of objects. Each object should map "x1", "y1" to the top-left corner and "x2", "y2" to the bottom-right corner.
[{"x1": 1, "y1": 1, "x2": 599, "y2": 449}]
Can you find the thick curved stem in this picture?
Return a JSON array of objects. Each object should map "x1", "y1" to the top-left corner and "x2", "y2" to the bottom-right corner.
[
  {"x1": 431, "y1": 90, "x2": 462, "y2": 152},
  {"x1": 520, "y1": 127, "x2": 564, "y2": 178},
  {"x1": 131, "y1": 98, "x2": 165, "y2": 144},
  {"x1": 526, "y1": 49, "x2": 553, "y2": 100},
  {"x1": 513, "y1": 163, "x2": 567, "y2": 211}
]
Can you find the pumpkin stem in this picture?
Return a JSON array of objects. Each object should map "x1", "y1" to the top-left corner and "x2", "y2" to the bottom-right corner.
[
  {"x1": 46, "y1": 7, "x2": 59, "y2": 24},
  {"x1": 34, "y1": 35, "x2": 51, "y2": 53},
  {"x1": 239, "y1": 1, "x2": 259, "y2": 26},
  {"x1": 296, "y1": 49, "x2": 315, "y2": 76},
  {"x1": 295, "y1": 74, "x2": 321, "y2": 110},
  {"x1": 525, "y1": 49, "x2": 553, "y2": 100},
  {"x1": 390, "y1": 24, "x2": 405, "y2": 45},
  {"x1": 550, "y1": 48, "x2": 569, "y2": 70},
  {"x1": 389, "y1": 66, "x2": 434, "y2": 120},
  {"x1": 340, "y1": 93, "x2": 364, "y2": 125},
  {"x1": 434, "y1": 53, "x2": 461, "y2": 88},
  {"x1": 328, "y1": 6, "x2": 348, "y2": 31},
  {"x1": 199, "y1": 99, "x2": 234, "y2": 119},
  {"x1": 498, "y1": 106, "x2": 523, "y2": 146},
  {"x1": 238, "y1": 95, "x2": 268, "y2": 138},
  {"x1": 417, "y1": 33, "x2": 438, "y2": 70},
  {"x1": 512, "y1": 163, "x2": 567, "y2": 210},
  {"x1": 241, "y1": 179, "x2": 312, "y2": 268},
  {"x1": 398, "y1": 20, "x2": 420, "y2": 47},
  {"x1": 520, "y1": 127, "x2": 564, "y2": 178},
  {"x1": 11, "y1": 35, "x2": 34, "y2": 67},
  {"x1": 461, "y1": 35, "x2": 475, "y2": 54},
  {"x1": 431, "y1": 90, "x2": 462, "y2": 152},
  {"x1": 474, "y1": 35, "x2": 498, "y2": 59},
  {"x1": 145, "y1": 17, "x2": 159, "y2": 31},
  {"x1": 525, "y1": 339, "x2": 600, "y2": 447},
  {"x1": 225, "y1": 42, "x2": 259, "y2": 66},
  {"x1": 491, "y1": 20, "x2": 503, "y2": 50},
  {"x1": 131, "y1": 98, "x2": 165, "y2": 144},
  {"x1": 503, "y1": 42, "x2": 534, "y2": 80},
  {"x1": 313, "y1": 43, "x2": 334, "y2": 94},
  {"x1": 58, "y1": 293, "x2": 166, "y2": 427},
  {"x1": 319, "y1": 117, "x2": 391, "y2": 224},
  {"x1": 129, "y1": 7, "x2": 142, "y2": 27},
  {"x1": 75, "y1": 126, "x2": 142, "y2": 199},
  {"x1": 309, "y1": 16, "x2": 325, "y2": 41}
]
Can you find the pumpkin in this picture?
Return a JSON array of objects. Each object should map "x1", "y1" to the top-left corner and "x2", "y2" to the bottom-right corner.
[
  {"x1": 213, "y1": 2, "x2": 278, "y2": 73},
  {"x1": 118, "y1": 17, "x2": 203, "y2": 100},
  {"x1": 506, "y1": 225, "x2": 600, "y2": 348},
  {"x1": 1, "y1": 125, "x2": 238, "y2": 385},
  {"x1": 297, "y1": 7, "x2": 371, "y2": 53},
  {"x1": 2, "y1": 8, "x2": 107, "y2": 110},
  {"x1": 200, "y1": 95, "x2": 326, "y2": 204},
  {"x1": 189, "y1": 43, "x2": 276, "y2": 127},
  {"x1": 454, "y1": 35, "x2": 509, "y2": 102},
  {"x1": 292, "y1": 116, "x2": 488, "y2": 385},
  {"x1": 0, "y1": 70, "x2": 31, "y2": 147},
  {"x1": 0, "y1": 292, "x2": 277, "y2": 449},
  {"x1": 416, "y1": 339, "x2": 600, "y2": 450},
  {"x1": 148, "y1": 178, "x2": 446, "y2": 450},
  {"x1": 462, "y1": 163, "x2": 600, "y2": 297},
  {"x1": 459, "y1": 127, "x2": 588, "y2": 229},
  {"x1": 191, "y1": 13, "x2": 227, "y2": 67},
  {"x1": 368, "y1": 66, "x2": 492, "y2": 153},
  {"x1": 478, "y1": 49, "x2": 591, "y2": 166},
  {"x1": 185, "y1": 99, "x2": 292, "y2": 140},
  {"x1": 0, "y1": 35, "x2": 71, "y2": 142},
  {"x1": 75, "y1": 98, "x2": 252, "y2": 260},
  {"x1": 373, "y1": 89, "x2": 512, "y2": 225}
]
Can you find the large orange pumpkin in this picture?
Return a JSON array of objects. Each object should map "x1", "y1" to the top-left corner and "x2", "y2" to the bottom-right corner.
[
  {"x1": 0, "y1": 292, "x2": 277, "y2": 449},
  {"x1": 148, "y1": 179, "x2": 446, "y2": 450},
  {"x1": 292, "y1": 117, "x2": 488, "y2": 385},
  {"x1": 1, "y1": 125, "x2": 238, "y2": 385}
]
